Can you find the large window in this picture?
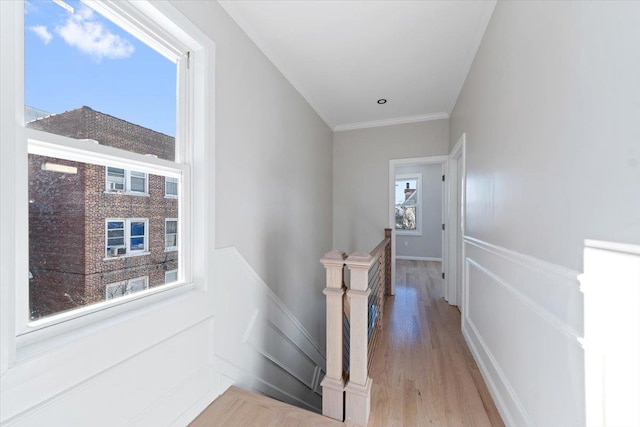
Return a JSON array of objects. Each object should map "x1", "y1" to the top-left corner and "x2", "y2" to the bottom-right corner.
[
  {"x1": 15, "y1": 0, "x2": 192, "y2": 327},
  {"x1": 395, "y1": 174, "x2": 422, "y2": 235}
]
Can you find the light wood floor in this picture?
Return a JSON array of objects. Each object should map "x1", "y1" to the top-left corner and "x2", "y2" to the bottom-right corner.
[
  {"x1": 367, "y1": 260, "x2": 503, "y2": 427},
  {"x1": 190, "y1": 260, "x2": 503, "y2": 427},
  {"x1": 189, "y1": 386, "x2": 344, "y2": 427}
]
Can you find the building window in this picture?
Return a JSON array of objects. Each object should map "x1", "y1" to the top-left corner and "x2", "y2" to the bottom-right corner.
[
  {"x1": 165, "y1": 219, "x2": 178, "y2": 251},
  {"x1": 395, "y1": 174, "x2": 422, "y2": 235},
  {"x1": 165, "y1": 177, "x2": 178, "y2": 198},
  {"x1": 106, "y1": 219, "x2": 148, "y2": 258},
  {"x1": 106, "y1": 276, "x2": 149, "y2": 300},
  {"x1": 106, "y1": 168, "x2": 148, "y2": 194},
  {"x1": 165, "y1": 270, "x2": 178, "y2": 284}
]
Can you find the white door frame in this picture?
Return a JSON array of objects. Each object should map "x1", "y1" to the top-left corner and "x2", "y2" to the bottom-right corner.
[
  {"x1": 388, "y1": 155, "x2": 448, "y2": 296},
  {"x1": 445, "y1": 133, "x2": 466, "y2": 311}
]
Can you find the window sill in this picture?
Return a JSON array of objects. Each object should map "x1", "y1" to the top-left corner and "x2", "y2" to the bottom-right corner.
[
  {"x1": 103, "y1": 251, "x2": 150, "y2": 261},
  {"x1": 103, "y1": 191, "x2": 150, "y2": 197},
  {"x1": 164, "y1": 195, "x2": 178, "y2": 199},
  {"x1": 395, "y1": 230, "x2": 423, "y2": 237},
  {"x1": 164, "y1": 247, "x2": 178, "y2": 252}
]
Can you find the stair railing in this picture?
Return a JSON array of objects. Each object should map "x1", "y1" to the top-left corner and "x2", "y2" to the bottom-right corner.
[
  {"x1": 320, "y1": 250, "x2": 348, "y2": 421},
  {"x1": 321, "y1": 229, "x2": 391, "y2": 426},
  {"x1": 344, "y1": 229, "x2": 391, "y2": 426}
]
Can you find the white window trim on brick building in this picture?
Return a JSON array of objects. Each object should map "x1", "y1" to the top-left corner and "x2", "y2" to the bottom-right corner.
[
  {"x1": 165, "y1": 218, "x2": 178, "y2": 251},
  {"x1": 1, "y1": 0, "x2": 215, "y2": 378},
  {"x1": 165, "y1": 176, "x2": 178, "y2": 198},
  {"x1": 165, "y1": 269, "x2": 178, "y2": 284},
  {"x1": 106, "y1": 167, "x2": 149, "y2": 195},
  {"x1": 106, "y1": 276, "x2": 149, "y2": 300},
  {"x1": 106, "y1": 219, "x2": 150, "y2": 259}
]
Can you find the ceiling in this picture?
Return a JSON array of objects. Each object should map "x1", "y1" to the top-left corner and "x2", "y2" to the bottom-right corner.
[{"x1": 219, "y1": 1, "x2": 496, "y2": 131}]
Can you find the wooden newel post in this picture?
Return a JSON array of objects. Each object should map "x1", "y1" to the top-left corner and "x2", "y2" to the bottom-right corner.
[
  {"x1": 320, "y1": 250, "x2": 347, "y2": 421},
  {"x1": 344, "y1": 252, "x2": 373, "y2": 426}
]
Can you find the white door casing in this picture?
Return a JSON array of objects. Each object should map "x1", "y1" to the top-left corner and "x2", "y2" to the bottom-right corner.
[
  {"x1": 446, "y1": 133, "x2": 466, "y2": 314},
  {"x1": 388, "y1": 155, "x2": 448, "y2": 296}
]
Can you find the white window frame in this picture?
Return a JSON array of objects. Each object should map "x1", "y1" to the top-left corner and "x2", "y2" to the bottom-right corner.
[
  {"x1": 106, "y1": 276, "x2": 149, "y2": 300},
  {"x1": 0, "y1": 0, "x2": 215, "y2": 368},
  {"x1": 165, "y1": 269, "x2": 178, "y2": 284},
  {"x1": 165, "y1": 218, "x2": 178, "y2": 251},
  {"x1": 165, "y1": 176, "x2": 178, "y2": 198},
  {"x1": 105, "y1": 218, "x2": 149, "y2": 258},
  {"x1": 395, "y1": 173, "x2": 423, "y2": 236},
  {"x1": 105, "y1": 168, "x2": 149, "y2": 195}
]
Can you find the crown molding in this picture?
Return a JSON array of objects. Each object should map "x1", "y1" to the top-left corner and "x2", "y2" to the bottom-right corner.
[{"x1": 333, "y1": 112, "x2": 449, "y2": 132}]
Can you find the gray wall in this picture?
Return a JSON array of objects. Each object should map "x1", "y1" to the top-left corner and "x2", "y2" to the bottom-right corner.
[
  {"x1": 451, "y1": 0, "x2": 640, "y2": 271},
  {"x1": 450, "y1": 1, "x2": 640, "y2": 425},
  {"x1": 173, "y1": 1, "x2": 334, "y2": 342},
  {"x1": 333, "y1": 120, "x2": 449, "y2": 254},
  {"x1": 395, "y1": 163, "x2": 443, "y2": 259}
]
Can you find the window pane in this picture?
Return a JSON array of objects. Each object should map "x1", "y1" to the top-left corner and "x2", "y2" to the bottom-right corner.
[
  {"x1": 130, "y1": 221, "x2": 145, "y2": 236},
  {"x1": 24, "y1": 0, "x2": 177, "y2": 158},
  {"x1": 165, "y1": 270, "x2": 178, "y2": 284},
  {"x1": 165, "y1": 177, "x2": 178, "y2": 196},
  {"x1": 395, "y1": 206, "x2": 417, "y2": 230},
  {"x1": 130, "y1": 176, "x2": 146, "y2": 193},
  {"x1": 29, "y1": 154, "x2": 180, "y2": 320}
]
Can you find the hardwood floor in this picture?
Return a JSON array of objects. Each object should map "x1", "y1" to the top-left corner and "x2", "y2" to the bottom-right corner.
[
  {"x1": 190, "y1": 260, "x2": 503, "y2": 427},
  {"x1": 189, "y1": 386, "x2": 344, "y2": 427},
  {"x1": 367, "y1": 260, "x2": 503, "y2": 427}
]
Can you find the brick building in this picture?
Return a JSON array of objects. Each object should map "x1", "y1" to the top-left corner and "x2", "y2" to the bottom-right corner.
[{"x1": 27, "y1": 106, "x2": 179, "y2": 319}]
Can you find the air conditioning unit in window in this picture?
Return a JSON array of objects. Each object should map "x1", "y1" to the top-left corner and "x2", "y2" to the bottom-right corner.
[
  {"x1": 108, "y1": 182, "x2": 124, "y2": 192},
  {"x1": 109, "y1": 247, "x2": 127, "y2": 257}
]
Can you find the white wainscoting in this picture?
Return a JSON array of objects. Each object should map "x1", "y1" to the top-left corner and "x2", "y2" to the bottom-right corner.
[
  {"x1": 3, "y1": 318, "x2": 217, "y2": 427},
  {"x1": 462, "y1": 237, "x2": 585, "y2": 427},
  {"x1": 213, "y1": 247, "x2": 326, "y2": 413}
]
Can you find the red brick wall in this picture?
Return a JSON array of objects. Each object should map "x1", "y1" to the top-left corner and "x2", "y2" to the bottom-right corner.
[{"x1": 27, "y1": 107, "x2": 178, "y2": 318}]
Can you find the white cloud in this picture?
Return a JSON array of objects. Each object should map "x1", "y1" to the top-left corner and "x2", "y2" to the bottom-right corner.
[
  {"x1": 55, "y1": 6, "x2": 134, "y2": 61},
  {"x1": 30, "y1": 25, "x2": 53, "y2": 45},
  {"x1": 24, "y1": 1, "x2": 38, "y2": 15}
]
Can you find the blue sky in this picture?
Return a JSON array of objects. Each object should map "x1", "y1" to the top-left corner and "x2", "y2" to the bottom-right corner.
[{"x1": 25, "y1": 0, "x2": 176, "y2": 136}]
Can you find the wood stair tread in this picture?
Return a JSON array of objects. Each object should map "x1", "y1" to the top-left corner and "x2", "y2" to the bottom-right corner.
[{"x1": 189, "y1": 386, "x2": 345, "y2": 427}]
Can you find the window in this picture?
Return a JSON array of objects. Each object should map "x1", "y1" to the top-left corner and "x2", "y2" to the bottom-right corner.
[
  {"x1": 106, "y1": 168, "x2": 148, "y2": 194},
  {"x1": 165, "y1": 219, "x2": 178, "y2": 251},
  {"x1": 3, "y1": 0, "x2": 211, "y2": 340},
  {"x1": 106, "y1": 219, "x2": 148, "y2": 258},
  {"x1": 106, "y1": 276, "x2": 149, "y2": 300},
  {"x1": 165, "y1": 177, "x2": 178, "y2": 197},
  {"x1": 395, "y1": 174, "x2": 422, "y2": 235},
  {"x1": 165, "y1": 270, "x2": 178, "y2": 284}
]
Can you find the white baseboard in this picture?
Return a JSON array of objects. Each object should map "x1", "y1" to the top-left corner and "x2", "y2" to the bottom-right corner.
[{"x1": 395, "y1": 256, "x2": 442, "y2": 262}]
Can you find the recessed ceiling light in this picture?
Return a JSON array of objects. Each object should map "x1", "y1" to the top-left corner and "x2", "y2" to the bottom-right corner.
[{"x1": 377, "y1": 99, "x2": 387, "y2": 105}]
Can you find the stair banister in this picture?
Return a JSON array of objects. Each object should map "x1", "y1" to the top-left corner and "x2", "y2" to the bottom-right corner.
[
  {"x1": 344, "y1": 251, "x2": 374, "y2": 426},
  {"x1": 320, "y1": 250, "x2": 348, "y2": 421}
]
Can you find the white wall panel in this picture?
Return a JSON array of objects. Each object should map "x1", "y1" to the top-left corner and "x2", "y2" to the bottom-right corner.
[
  {"x1": 463, "y1": 238, "x2": 584, "y2": 427},
  {"x1": 213, "y1": 247, "x2": 325, "y2": 412}
]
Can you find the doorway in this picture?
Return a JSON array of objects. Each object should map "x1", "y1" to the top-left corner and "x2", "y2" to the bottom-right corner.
[
  {"x1": 388, "y1": 155, "x2": 447, "y2": 296},
  {"x1": 445, "y1": 134, "x2": 466, "y2": 313}
]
